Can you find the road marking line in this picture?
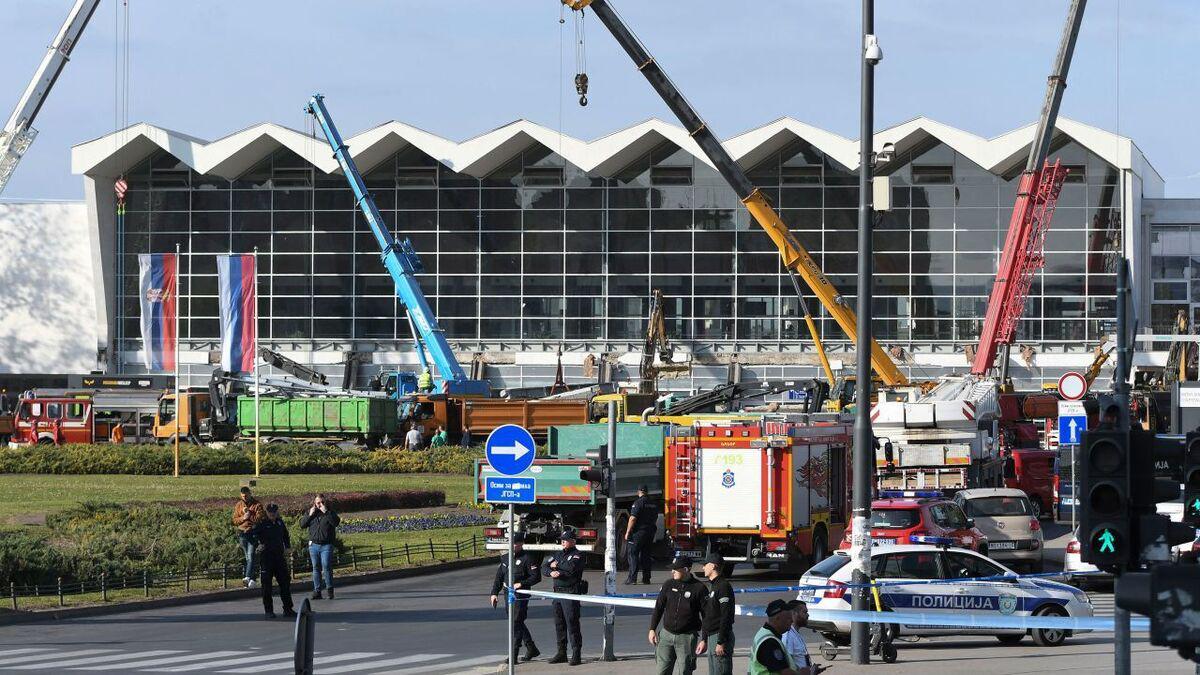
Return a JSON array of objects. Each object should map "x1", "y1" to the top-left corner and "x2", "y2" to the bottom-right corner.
[
  {"x1": 143, "y1": 652, "x2": 293, "y2": 672},
  {"x1": 372, "y1": 654, "x2": 505, "y2": 675},
  {"x1": 317, "y1": 654, "x2": 452, "y2": 674},
  {"x1": 0, "y1": 650, "x2": 53, "y2": 659},
  {"x1": 217, "y1": 652, "x2": 385, "y2": 674},
  {"x1": 6, "y1": 651, "x2": 182, "y2": 670},
  {"x1": 0, "y1": 650, "x2": 116, "y2": 666},
  {"x1": 67, "y1": 651, "x2": 250, "y2": 671}
]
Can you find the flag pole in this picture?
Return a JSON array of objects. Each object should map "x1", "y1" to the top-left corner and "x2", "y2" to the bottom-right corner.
[
  {"x1": 253, "y1": 247, "x2": 261, "y2": 479},
  {"x1": 173, "y1": 243, "x2": 181, "y2": 478}
]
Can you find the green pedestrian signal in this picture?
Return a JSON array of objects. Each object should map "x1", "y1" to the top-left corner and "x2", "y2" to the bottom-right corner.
[
  {"x1": 1097, "y1": 529, "x2": 1117, "y2": 553},
  {"x1": 1191, "y1": 498, "x2": 1200, "y2": 513}
]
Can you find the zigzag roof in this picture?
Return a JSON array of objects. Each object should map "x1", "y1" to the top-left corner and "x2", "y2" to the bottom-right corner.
[{"x1": 72, "y1": 116, "x2": 1162, "y2": 190}]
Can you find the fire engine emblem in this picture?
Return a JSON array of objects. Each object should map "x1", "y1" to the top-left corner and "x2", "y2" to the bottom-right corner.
[{"x1": 721, "y1": 469, "x2": 735, "y2": 488}]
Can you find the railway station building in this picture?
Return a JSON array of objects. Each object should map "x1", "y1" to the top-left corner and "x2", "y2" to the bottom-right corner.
[{"x1": 4, "y1": 115, "x2": 1192, "y2": 392}]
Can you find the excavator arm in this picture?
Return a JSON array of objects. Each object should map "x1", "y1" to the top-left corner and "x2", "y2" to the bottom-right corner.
[{"x1": 562, "y1": 0, "x2": 907, "y2": 386}]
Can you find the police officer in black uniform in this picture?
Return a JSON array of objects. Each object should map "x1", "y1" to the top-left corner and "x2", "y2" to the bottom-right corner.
[
  {"x1": 490, "y1": 532, "x2": 542, "y2": 662},
  {"x1": 541, "y1": 529, "x2": 585, "y2": 666},
  {"x1": 249, "y1": 503, "x2": 295, "y2": 619},
  {"x1": 701, "y1": 552, "x2": 736, "y2": 675},
  {"x1": 624, "y1": 484, "x2": 657, "y2": 584}
]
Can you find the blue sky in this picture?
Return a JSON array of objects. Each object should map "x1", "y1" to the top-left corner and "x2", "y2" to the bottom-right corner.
[{"x1": 1, "y1": 0, "x2": 1197, "y2": 200}]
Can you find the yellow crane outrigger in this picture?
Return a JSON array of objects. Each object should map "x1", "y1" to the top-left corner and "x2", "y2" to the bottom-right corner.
[{"x1": 562, "y1": 0, "x2": 907, "y2": 386}]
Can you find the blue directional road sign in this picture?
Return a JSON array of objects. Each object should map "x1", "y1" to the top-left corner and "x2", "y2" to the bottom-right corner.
[
  {"x1": 484, "y1": 476, "x2": 537, "y2": 504},
  {"x1": 1058, "y1": 400, "x2": 1087, "y2": 446},
  {"x1": 484, "y1": 424, "x2": 536, "y2": 476}
]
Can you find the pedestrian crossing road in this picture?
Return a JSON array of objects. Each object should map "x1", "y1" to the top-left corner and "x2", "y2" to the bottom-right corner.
[{"x1": 0, "y1": 647, "x2": 504, "y2": 674}]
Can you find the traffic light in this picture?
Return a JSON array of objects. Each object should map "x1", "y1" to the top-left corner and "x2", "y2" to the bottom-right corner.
[
  {"x1": 580, "y1": 445, "x2": 612, "y2": 496},
  {"x1": 1184, "y1": 432, "x2": 1200, "y2": 527},
  {"x1": 1116, "y1": 565, "x2": 1200, "y2": 662},
  {"x1": 1078, "y1": 429, "x2": 1131, "y2": 567}
]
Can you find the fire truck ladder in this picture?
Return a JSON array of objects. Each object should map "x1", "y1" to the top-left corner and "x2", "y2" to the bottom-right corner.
[{"x1": 672, "y1": 441, "x2": 699, "y2": 541}]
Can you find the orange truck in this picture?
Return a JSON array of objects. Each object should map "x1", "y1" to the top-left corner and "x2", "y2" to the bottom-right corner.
[
  {"x1": 665, "y1": 419, "x2": 852, "y2": 572},
  {"x1": 402, "y1": 394, "x2": 589, "y2": 443}
]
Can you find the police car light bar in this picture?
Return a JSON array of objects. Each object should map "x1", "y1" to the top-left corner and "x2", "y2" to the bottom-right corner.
[
  {"x1": 878, "y1": 490, "x2": 943, "y2": 499},
  {"x1": 909, "y1": 535, "x2": 956, "y2": 546}
]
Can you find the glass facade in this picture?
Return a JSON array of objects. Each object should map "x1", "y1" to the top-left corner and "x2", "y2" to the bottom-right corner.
[
  {"x1": 1149, "y1": 223, "x2": 1200, "y2": 333},
  {"x1": 113, "y1": 137, "x2": 1125, "y2": 359}
]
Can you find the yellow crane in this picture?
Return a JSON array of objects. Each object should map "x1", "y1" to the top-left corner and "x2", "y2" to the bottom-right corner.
[{"x1": 561, "y1": 0, "x2": 907, "y2": 386}]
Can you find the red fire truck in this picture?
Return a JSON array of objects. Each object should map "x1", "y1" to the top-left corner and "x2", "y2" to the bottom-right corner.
[
  {"x1": 8, "y1": 393, "x2": 118, "y2": 445},
  {"x1": 665, "y1": 419, "x2": 851, "y2": 571}
]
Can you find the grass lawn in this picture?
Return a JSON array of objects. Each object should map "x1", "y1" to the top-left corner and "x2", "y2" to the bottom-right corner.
[{"x1": 0, "y1": 473, "x2": 476, "y2": 526}]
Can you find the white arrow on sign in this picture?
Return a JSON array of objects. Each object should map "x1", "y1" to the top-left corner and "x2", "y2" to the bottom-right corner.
[
  {"x1": 1068, "y1": 419, "x2": 1079, "y2": 444},
  {"x1": 490, "y1": 441, "x2": 532, "y2": 461}
]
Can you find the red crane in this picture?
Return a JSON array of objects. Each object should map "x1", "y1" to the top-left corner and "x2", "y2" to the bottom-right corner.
[{"x1": 972, "y1": 0, "x2": 1087, "y2": 380}]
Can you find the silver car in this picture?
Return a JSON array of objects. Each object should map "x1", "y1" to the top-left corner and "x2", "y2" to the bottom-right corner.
[{"x1": 954, "y1": 488, "x2": 1044, "y2": 572}]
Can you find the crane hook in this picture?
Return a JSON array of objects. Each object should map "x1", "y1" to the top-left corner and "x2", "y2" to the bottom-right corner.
[{"x1": 575, "y1": 72, "x2": 589, "y2": 107}]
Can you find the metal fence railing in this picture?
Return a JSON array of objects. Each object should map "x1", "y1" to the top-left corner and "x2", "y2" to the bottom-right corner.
[{"x1": 5, "y1": 534, "x2": 486, "y2": 611}]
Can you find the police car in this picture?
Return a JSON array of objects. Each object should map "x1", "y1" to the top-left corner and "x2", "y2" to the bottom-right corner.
[{"x1": 797, "y1": 541, "x2": 1092, "y2": 647}]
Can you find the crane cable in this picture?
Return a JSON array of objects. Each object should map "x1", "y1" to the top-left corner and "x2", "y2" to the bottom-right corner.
[{"x1": 573, "y1": 7, "x2": 588, "y2": 106}]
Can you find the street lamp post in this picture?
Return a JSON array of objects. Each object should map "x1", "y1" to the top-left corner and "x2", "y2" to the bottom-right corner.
[{"x1": 851, "y1": 0, "x2": 881, "y2": 664}]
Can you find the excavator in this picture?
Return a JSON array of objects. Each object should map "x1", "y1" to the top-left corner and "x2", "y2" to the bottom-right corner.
[
  {"x1": 561, "y1": 0, "x2": 908, "y2": 393},
  {"x1": 638, "y1": 290, "x2": 688, "y2": 394}
]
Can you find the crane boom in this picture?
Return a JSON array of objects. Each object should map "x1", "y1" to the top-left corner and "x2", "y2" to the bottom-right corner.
[
  {"x1": 564, "y1": 0, "x2": 907, "y2": 386},
  {"x1": 971, "y1": 0, "x2": 1087, "y2": 378},
  {"x1": 305, "y1": 94, "x2": 490, "y2": 396},
  {"x1": 0, "y1": 0, "x2": 102, "y2": 195}
]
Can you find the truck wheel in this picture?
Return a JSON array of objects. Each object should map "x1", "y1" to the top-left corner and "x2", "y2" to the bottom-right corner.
[
  {"x1": 1029, "y1": 496, "x2": 1044, "y2": 520},
  {"x1": 615, "y1": 515, "x2": 630, "y2": 571},
  {"x1": 811, "y1": 529, "x2": 829, "y2": 566}
]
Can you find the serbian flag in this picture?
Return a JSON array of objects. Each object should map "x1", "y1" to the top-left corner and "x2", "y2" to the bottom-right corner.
[
  {"x1": 137, "y1": 253, "x2": 178, "y2": 371},
  {"x1": 217, "y1": 254, "x2": 257, "y2": 373}
]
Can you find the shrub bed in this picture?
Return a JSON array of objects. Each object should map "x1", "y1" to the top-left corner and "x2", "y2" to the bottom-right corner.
[
  {"x1": 0, "y1": 443, "x2": 483, "y2": 476},
  {"x1": 339, "y1": 512, "x2": 494, "y2": 534},
  {"x1": 164, "y1": 489, "x2": 444, "y2": 515}
]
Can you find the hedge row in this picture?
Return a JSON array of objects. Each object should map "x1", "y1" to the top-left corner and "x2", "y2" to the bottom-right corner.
[
  {"x1": 164, "y1": 490, "x2": 444, "y2": 515},
  {"x1": 0, "y1": 443, "x2": 484, "y2": 476}
]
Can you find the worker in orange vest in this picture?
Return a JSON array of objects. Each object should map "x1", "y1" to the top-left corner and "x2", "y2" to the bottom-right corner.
[{"x1": 110, "y1": 422, "x2": 125, "y2": 444}]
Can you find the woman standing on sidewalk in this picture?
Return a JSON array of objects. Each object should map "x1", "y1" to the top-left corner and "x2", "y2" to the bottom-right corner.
[{"x1": 300, "y1": 494, "x2": 340, "y2": 599}]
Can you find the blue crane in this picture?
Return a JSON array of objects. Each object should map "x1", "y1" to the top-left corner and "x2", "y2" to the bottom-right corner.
[{"x1": 305, "y1": 93, "x2": 490, "y2": 396}]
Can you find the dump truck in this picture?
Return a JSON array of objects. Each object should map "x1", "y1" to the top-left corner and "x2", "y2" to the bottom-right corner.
[
  {"x1": 476, "y1": 422, "x2": 666, "y2": 562},
  {"x1": 403, "y1": 394, "x2": 589, "y2": 444},
  {"x1": 153, "y1": 389, "x2": 237, "y2": 443},
  {"x1": 664, "y1": 419, "x2": 852, "y2": 572},
  {"x1": 236, "y1": 395, "x2": 399, "y2": 447}
]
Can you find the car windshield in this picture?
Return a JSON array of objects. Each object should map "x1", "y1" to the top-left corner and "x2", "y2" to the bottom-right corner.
[
  {"x1": 870, "y1": 509, "x2": 920, "y2": 529},
  {"x1": 962, "y1": 496, "x2": 1031, "y2": 517},
  {"x1": 806, "y1": 553, "x2": 850, "y2": 578}
]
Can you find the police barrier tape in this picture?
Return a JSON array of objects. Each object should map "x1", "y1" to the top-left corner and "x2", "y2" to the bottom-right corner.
[
  {"x1": 519, "y1": 582, "x2": 1150, "y2": 634},
  {"x1": 610, "y1": 569, "x2": 1109, "y2": 599}
]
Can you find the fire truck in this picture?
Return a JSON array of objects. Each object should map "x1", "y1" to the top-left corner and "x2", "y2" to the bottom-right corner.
[
  {"x1": 8, "y1": 392, "x2": 120, "y2": 445},
  {"x1": 665, "y1": 419, "x2": 851, "y2": 571}
]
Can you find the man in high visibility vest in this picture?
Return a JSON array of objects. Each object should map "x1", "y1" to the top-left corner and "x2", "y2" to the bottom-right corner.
[{"x1": 749, "y1": 599, "x2": 822, "y2": 674}]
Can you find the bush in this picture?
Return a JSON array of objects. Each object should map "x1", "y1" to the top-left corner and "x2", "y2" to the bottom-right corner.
[
  {"x1": 164, "y1": 489, "x2": 445, "y2": 515},
  {"x1": 0, "y1": 443, "x2": 484, "y2": 476},
  {"x1": 339, "y1": 513, "x2": 494, "y2": 534}
]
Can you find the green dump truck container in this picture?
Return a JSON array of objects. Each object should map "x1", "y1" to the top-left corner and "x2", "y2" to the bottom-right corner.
[
  {"x1": 236, "y1": 396, "x2": 397, "y2": 444},
  {"x1": 548, "y1": 423, "x2": 667, "y2": 461}
]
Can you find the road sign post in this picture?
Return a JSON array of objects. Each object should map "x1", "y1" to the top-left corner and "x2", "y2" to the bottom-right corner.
[
  {"x1": 483, "y1": 424, "x2": 537, "y2": 675},
  {"x1": 1058, "y1": 400, "x2": 1087, "y2": 446}
]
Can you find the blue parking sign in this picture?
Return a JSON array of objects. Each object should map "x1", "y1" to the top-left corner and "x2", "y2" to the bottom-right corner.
[{"x1": 484, "y1": 424, "x2": 536, "y2": 476}]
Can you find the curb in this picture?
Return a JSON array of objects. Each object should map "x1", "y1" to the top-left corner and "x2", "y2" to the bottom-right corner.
[{"x1": 0, "y1": 554, "x2": 498, "y2": 627}]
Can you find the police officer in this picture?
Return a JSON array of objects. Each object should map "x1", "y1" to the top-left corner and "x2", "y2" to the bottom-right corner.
[
  {"x1": 541, "y1": 529, "x2": 585, "y2": 666},
  {"x1": 490, "y1": 532, "x2": 542, "y2": 663},
  {"x1": 624, "y1": 484, "x2": 657, "y2": 584},
  {"x1": 750, "y1": 599, "x2": 823, "y2": 675},
  {"x1": 648, "y1": 557, "x2": 707, "y2": 675},
  {"x1": 249, "y1": 503, "x2": 295, "y2": 619},
  {"x1": 700, "y1": 552, "x2": 735, "y2": 675}
]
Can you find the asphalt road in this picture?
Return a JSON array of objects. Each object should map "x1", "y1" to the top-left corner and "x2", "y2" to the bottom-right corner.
[{"x1": 0, "y1": 524, "x2": 1195, "y2": 674}]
